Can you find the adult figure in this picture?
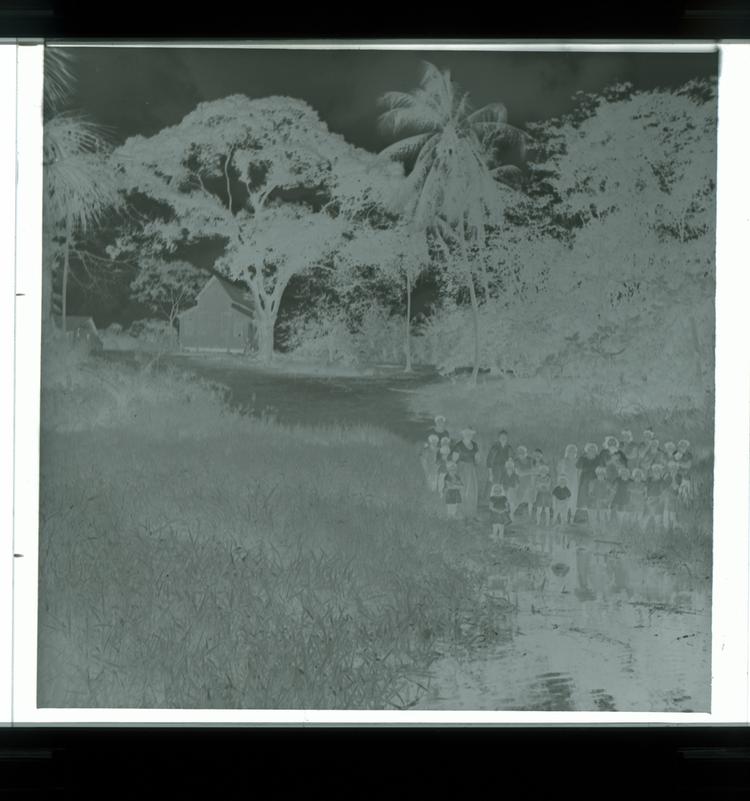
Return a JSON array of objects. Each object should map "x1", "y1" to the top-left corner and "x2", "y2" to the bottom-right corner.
[
  {"x1": 427, "y1": 415, "x2": 451, "y2": 443},
  {"x1": 454, "y1": 427, "x2": 481, "y2": 518},
  {"x1": 514, "y1": 445, "x2": 535, "y2": 516},
  {"x1": 620, "y1": 430, "x2": 638, "y2": 469},
  {"x1": 486, "y1": 429, "x2": 513, "y2": 484},
  {"x1": 576, "y1": 442, "x2": 601, "y2": 514},
  {"x1": 602, "y1": 436, "x2": 627, "y2": 481},
  {"x1": 556, "y1": 444, "x2": 579, "y2": 512}
]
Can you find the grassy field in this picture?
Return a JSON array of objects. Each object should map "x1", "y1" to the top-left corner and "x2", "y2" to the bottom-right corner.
[{"x1": 38, "y1": 341, "x2": 529, "y2": 709}]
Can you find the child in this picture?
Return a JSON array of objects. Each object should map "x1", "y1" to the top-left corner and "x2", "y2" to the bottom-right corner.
[
  {"x1": 640, "y1": 437, "x2": 661, "y2": 472},
  {"x1": 420, "y1": 434, "x2": 440, "y2": 491},
  {"x1": 610, "y1": 466, "x2": 632, "y2": 526},
  {"x1": 589, "y1": 465, "x2": 613, "y2": 525},
  {"x1": 676, "y1": 439, "x2": 693, "y2": 466},
  {"x1": 661, "y1": 441, "x2": 677, "y2": 463},
  {"x1": 498, "y1": 458, "x2": 520, "y2": 516},
  {"x1": 436, "y1": 444, "x2": 452, "y2": 495},
  {"x1": 674, "y1": 451, "x2": 693, "y2": 504},
  {"x1": 552, "y1": 473, "x2": 573, "y2": 525},
  {"x1": 443, "y1": 461, "x2": 463, "y2": 518},
  {"x1": 489, "y1": 483, "x2": 512, "y2": 540},
  {"x1": 663, "y1": 461, "x2": 681, "y2": 528},
  {"x1": 534, "y1": 465, "x2": 554, "y2": 527},
  {"x1": 627, "y1": 468, "x2": 648, "y2": 526},
  {"x1": 439, "y1": 435, "x2": 453, "y2": 453},
  {"x1": 644, "y1": 463, "x2": 667, "y2": 531},
  {"x1": 514, "y1": 445, "x2": 535, "y2": 517}
]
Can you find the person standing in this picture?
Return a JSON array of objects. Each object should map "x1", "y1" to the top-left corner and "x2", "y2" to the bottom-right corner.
[
  {"x1": 486, "y1": 429, "x2": 513, "y2": 485},
  {"x1": 489, "y1": 484, "x2": 512, "y2": 540},
  {"x1": 514, "y1": 445, "x2": 535, "y2": 517},
  {"x1": 454, "y1": 427, "x2": 481, "y2": 519},
  {"x1": 427, "y1": 415, "x2": 451, "y2": 443},
  {"x1": 576, "y1": 442, "x2": 602, "y2": 516},
  {"x1": 443, "y1": 461, "x2": 463, "y2": 519},
  {"x1": 557, "y1": 444, "x2": 579, "y2": 509}
]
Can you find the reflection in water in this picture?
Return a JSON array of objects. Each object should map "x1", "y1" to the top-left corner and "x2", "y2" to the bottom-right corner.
[{"x1": 420, "y1": 526, "x2": 710, "y2": 712}]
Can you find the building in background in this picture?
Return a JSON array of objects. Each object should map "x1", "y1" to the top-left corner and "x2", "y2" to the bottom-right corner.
[{"x1": 177, "y1": 276, "x2": 256, "y2": 353}]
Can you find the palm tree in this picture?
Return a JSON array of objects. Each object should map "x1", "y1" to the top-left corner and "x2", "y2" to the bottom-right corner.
[
  {"x1": 42, "y1": 47, "x2": 122, "y2": 333},
  {"x1": 378, "y1": 61, "x2": 527, "y2": 384}
]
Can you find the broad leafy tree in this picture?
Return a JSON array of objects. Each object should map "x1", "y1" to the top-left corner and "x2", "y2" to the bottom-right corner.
[{"x1": 112, "y1": 95, "x2": 401, "y2": 363}]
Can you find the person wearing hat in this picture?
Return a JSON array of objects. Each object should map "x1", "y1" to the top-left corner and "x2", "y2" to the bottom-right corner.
[
  {"x1": 427, "y1": 415, "x2": 451, "y2": 443},
  {"x1": 454, "y1": 427, "x2": 481, "y2": 518}
]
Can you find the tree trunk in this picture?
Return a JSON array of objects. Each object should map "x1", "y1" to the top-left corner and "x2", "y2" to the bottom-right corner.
[
  {"x1": 688, "y1": 313, "x2": 706, "y2": 389},
  {"x1": 457, "y1": 222, "x2": 481, "y2": 386},
  {"x1": 467, "y1": 274, "x2": 480, "y2": 386},
  {"x1": 61, "y1": 214, "x2": 72, "y2": 337},
  {"x1": 404, "y1": 271, "x2": 413, "y2": 372},
  {"x1": 256, "y1": 308, "x2": 277, "y2": 364}
]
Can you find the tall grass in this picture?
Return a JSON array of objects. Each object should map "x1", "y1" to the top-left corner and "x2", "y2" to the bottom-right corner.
[
  {"x1": 38, "y1": 340, "x2": 508, "y2": 708},
  {"x1": 407, "y1": 376, "x2": 714, "y2": 459}
]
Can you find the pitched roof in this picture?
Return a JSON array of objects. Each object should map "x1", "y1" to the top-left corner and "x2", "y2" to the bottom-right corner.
[
  {"x1": 214, "y1": 276, "x2": 254, "y2": 312},
  {"x1": 54, "y1": 315, "x2": 98, "y2": 333}
]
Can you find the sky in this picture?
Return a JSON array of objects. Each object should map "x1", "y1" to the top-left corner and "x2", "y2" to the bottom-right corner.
[{"x1": 63, "y1": 47, "x2": 719, "y2": 152}]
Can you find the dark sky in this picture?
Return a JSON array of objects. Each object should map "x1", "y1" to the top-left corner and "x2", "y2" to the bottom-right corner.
[{"x1": 64, "y1": 47, "x2": 719, "y2": 151}]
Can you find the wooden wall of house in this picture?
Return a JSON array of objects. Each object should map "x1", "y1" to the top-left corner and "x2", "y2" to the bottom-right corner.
[{"x1": 179, "y1": 280, "x2": 255, "y2": 352}]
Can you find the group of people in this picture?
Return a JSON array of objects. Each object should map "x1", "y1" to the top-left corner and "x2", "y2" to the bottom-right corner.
[{"x1": 419, "y1": 416, "x2": 698, "y2": 540}]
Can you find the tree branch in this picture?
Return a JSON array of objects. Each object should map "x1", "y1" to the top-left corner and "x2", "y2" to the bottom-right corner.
[{"x1": 224, "y1": 148, "x2": 235, "y2": 214}]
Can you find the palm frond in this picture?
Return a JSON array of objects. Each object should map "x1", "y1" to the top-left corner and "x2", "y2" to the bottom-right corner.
[
  {"x1": 468, "y1": 102, "x2": 509, "y2": 125},
  {"x1": 44, "y1": 47, "x2": 75, "y2": 112},
  {"x1": 45, "y1": 151, "x2": 123, "y2": 232},
  {"x1": 44, "y1": 114, "x2": 114, "y2": 163},
  {"x1": 378, "y1": 132, "x2": 434, "y2": 162},
  {"x1": 378, "y1": 91, "x2": 417, "y2": 111},
  {"x1": 378, "y1": 106, "x2": 442, "y2": 136}
]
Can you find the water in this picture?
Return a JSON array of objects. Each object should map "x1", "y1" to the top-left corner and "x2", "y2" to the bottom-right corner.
[
  {"x1": 417, "y1": 525, "x2": 711, "y2": 712},
  {"x1": 100, "y1": 350, "x2": 711, "y2": 711},
  {"x1": 102, "y1": 351, "x2": 436, "y2": 441}
]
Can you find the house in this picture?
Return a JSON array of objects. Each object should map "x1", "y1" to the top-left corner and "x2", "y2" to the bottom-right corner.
[
  {"x1": 54, "y1": 315, "x2": 103, "y2": 352},
  {"x1": 177, "y1": 275, "x2": 257, "y2": 353}
]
